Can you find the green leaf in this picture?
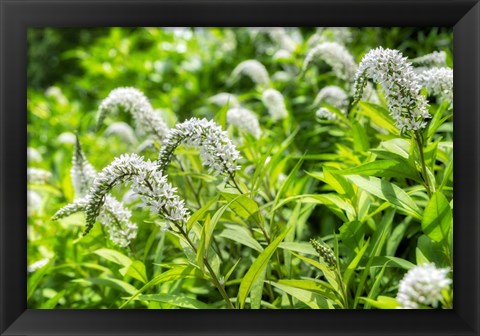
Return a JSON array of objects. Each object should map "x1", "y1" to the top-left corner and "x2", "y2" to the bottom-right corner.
[
  {"x1": 292, "y1": 252, "x2": 340, "y2": 294},
  {"x1": 361, "y1": 296, "x2": 399, "y2": 309},
  {"x1": 220, "y1": 192, "x2": 261, "y2": 223},
  {"x1": 120, "y1": 260, "x2": 148, "y2": 284},
  {"x1": 351, "y1": 120, "x2": 369, "y2": 152},
  {"x1": 277, "y1": 279, "x2": 340, "y2": 303},
  {"x1": 358, "y1": 102, "x2": 398, "y2": 135},
  {"x1": 337, "y1": 160, "x2": 418, "y2": 181},
  {"x1": 268, "y1": 281, "x2": 333, "y2": 309},
  {"x1": 379, "y1": 138, "x2": 410, "y2": 159},
  {"x1": 250, "y1": 268, "x2": 266, "y2": 309},
  {"x1": 137, "y1": 294, "x2": 210, "y2": 309},
  {"x1": 218, "y1": 224, "x2": 264, "y2": 252},
  {"x1": 344, "y1": 175, "x2": 422, "y2": 219},
  {"x1": 120, "y1": 265, "x2": 204, "y2": 308},
  {"x1": 339, "y1": 220, "x2": 365, "y2": 250},
  {"x1": 421, "y1": 191, "x2": 452, "y2": 242},
  {"x1": 75, "y1": 277, "x2": 138, "y2": 295},
  {"x1": 186, "y1": 195, "x2": 219, "y2": 232},
  {"x1": 370, "y1": 256, "x2": 415, "y2": 270},
  {"x1": 237, "y1": 226, "x2": 292, "y2": 309},
  {"x1": 343, "y1": 242, "x2": 369, "y2": 289},
  {"x1": 278, "y1": 242, "x2": 316, "y2": 255},
  {"x1": 93, "y1": 248, "x2": 132, "y2": 268}
]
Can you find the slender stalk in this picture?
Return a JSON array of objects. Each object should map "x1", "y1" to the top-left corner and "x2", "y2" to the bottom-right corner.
[
  {"x1": 175, "y1": 224, "x2": 234, "y2": 309},
  {"x1": 414, "y1": 131, "x2": 433, "y2": 197},
  {"x1": 174, "y1": 158, "x2": 203, "y2": 208}
]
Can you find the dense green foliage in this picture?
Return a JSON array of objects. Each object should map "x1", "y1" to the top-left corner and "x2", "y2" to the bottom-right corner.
[{"x1": 27, "y1": 27, "x2": 453, "y2": 309}]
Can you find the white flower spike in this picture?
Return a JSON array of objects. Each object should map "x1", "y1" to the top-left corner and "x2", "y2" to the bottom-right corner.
[
  {"x1": 353, "y1": 47, "x2": 431, "y2": 133},
  {"x1": 396, "y1": 263, "x2": 451, "y2": 309},
  {"x1": 262, "y1": 88, "x2": 288, "y2": 120},
  {"x1": 158, "y1": 118, "x2": 240, "y2": 177},
  {"x1": 97, "y1": 87, "x2": 169, "y2": 141},
  {"x1": 227, "y1": 107, "x2": 262, "y2": 139}
]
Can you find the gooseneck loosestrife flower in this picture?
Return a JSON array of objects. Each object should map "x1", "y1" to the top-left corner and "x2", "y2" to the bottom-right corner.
[
  {"x1": 208, "y1": 93, "x2": 239, "y2": 107},
  {"x1": 314, "y1": 86, "x2": 349, "y2": 110},
  {"x1": 411, "y1": 51, "x2": 447, "y2": 67},
  {"x1": 230, "y1": 60, "x2": 270, "y2": 86},
  {"x1": 27, "y1": 168, "x2": 52, "y2": 184},
  {"x1": 310, "y1": 238, "x2": 336, "y2": 268},
  {"x1": 303, "y1": 42, "x2": 357, "y2": 81},
  {"x1": 83, "y1": 154, "x2": 190, "y2": 235},
  {"x1": 158, "y1": 118, "x2": 240, "y2": 178},
  {"x1": 353, "y1": 47, "x2": 431, "y2": 133},
  {"x1": 417, "y1": 67, "x2": 453, "y2": 105},
  {"x1": 97, "y1": 87, "x2": 169, "y2": 142},
  {"x1": 262, "y1": 88, "x2": 288, "y2": 120},
  {"x1": 396, "y1": 263, "x2": 452, "y2": 309},
  {"x1": 227, "y1": 107, "x2": 262, "y2": 139},
  {"x1": 53, "y1": 138, "x2": 137, "y2": 247}
]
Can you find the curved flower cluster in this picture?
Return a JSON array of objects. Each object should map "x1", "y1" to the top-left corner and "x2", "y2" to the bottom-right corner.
[
  {"x1": 104, "y1": 121, "x2": 138, "y2": 145},
  {"x1": 28, "y1": 190, "x2": 42, "y2": 216},
  {"x1": 353, "y1": 47, "x2": 431, "y2": 132},
  {"x1": 99, "y1": 195, "x2": 138, "y2": 247},
  {"x1": 208, "y1": 93, "x2": 239, "y2": 107},
  {"x1": 268, "y1": 28, "x2": 297, "y2": 52},
  {"x1": 396, "y1": 263, "x2": 451, "y2": 309},
  {"x1": 54, "y1": 139, "x2": 138, "y2": 247},
  {"x1": 412, "y1": 51, "x2": 447, "y2": 67},
  {"x1": 27, "y1": 147, "x2": 42, "y2": 163},
  {"x1": 417, "y1": 67, "x2": 453, "y2": 105},
  {"x1": 230, "y1": 60, "x2": 270, "y2": 86},
  {"x1": 226, "y1": 107, "x2": 262, "y2": 139},
  {"x1": 97, "y1": 87, "x2": 169, "y2": 141},
  {"x1": 158, "y1": 118, "x2": 240, "y2": 177},
  {"x1": 315, "y1": 107, "x2": 337, "y2": 121},
  {"x1": 27, "y1": 168, "x2": 51, "y2": 184},
  {"x1": 307, "y1": 28, "x2": 353, "y2": 47},
  {"x1": 71, "y1": 137, "x2": 97, "y2": 197},
  {"x1": 262, "y1": 88, "x2": 288, "y2": 120},
  {"x1": 303, "y1": 42, "x2": 357, "y2": 81},
  {"x1": 84, "y1": 154, "x2": 190, "y2": 235},
  {"x1": 313, "y1": 86, "x2": 349, "y2": 110},
  {"x1": 27, "y1": 258, "x2": 50, "y2": 273},
  {"x1": 310, "y1": 238, "x2": 336, "y2": 268}
]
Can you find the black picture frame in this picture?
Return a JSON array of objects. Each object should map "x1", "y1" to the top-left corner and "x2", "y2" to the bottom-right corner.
[{"x1": 1, "y1": 0, "x2": 479, "y2": 335}]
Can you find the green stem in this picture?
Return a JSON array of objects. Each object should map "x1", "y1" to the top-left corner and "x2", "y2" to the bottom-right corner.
[
  {"x1": 176, "y1": 224, "x2": 234, "y2": 309},
  {"x1": 414, "y1": 131, "x2": 433, "y2": 197}
]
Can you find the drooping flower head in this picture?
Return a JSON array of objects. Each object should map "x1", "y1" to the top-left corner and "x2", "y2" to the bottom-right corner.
[
  {"x1": 396, "y1": 263, "x2": 452, "y2": 309},
  {"x1": 27, "y1": 147, "x2": 42, "y2": 163},
  {"x1": 262, "y1": 88, "x2": 288, "y2": 120},
  {"x1": 267, "y1": 28, "x2": 297, "y2": 52},
  {"x1": 27, "y1": 168, "x2": 51, "y2": 184},
  {"x1": 158, "y1": 118, "x2": 240, "y2": 177},
  {"x1": 313, "y1": 85, "x2": 349, "y2": 110},
  {"x1": 226, "y1": 107, "x2": 262, "y2": 139},
  {"x1": 97, "y1": 87, "x2": 169, "y2": 141},
  {"x1": 417, "y1": 67, "x2": 453, "y2": 106},
  {"x1": 83, "y1": 154, "x2": 189, "y2": 235},
  {"x1": 54, "y1": 138, "x2": 138, "y2": 247},
  {"x1": 353, "y1": 47, "x2": 431, "y2": 133},
  {"x1": 28, "y1": 190, "x2": 42, "y2": 216},
  {"x1": 104, "y1": 121, "x2": 138, "y2": 145},
  {"x1": 71, "y1": 136, "x2": 97, "y2": 197},
  {"x1": 230, "y1": 60, "x2": 270, "y2": 86},
  {"x1": 303, "y1": 42, "x2": 357, "y2": 81},
  {"x1": 315, "y1": 107, "x2": 337, "y2": 121},
  {"x1": 208, "y1": 93, "x2": 240, "y2": 107},
  {"x1": 412, "y1": 51, "x2": 447, "y2": 68},
  {"x1": 307, "y1": 28, "x2": 353, "y2": 48}
]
